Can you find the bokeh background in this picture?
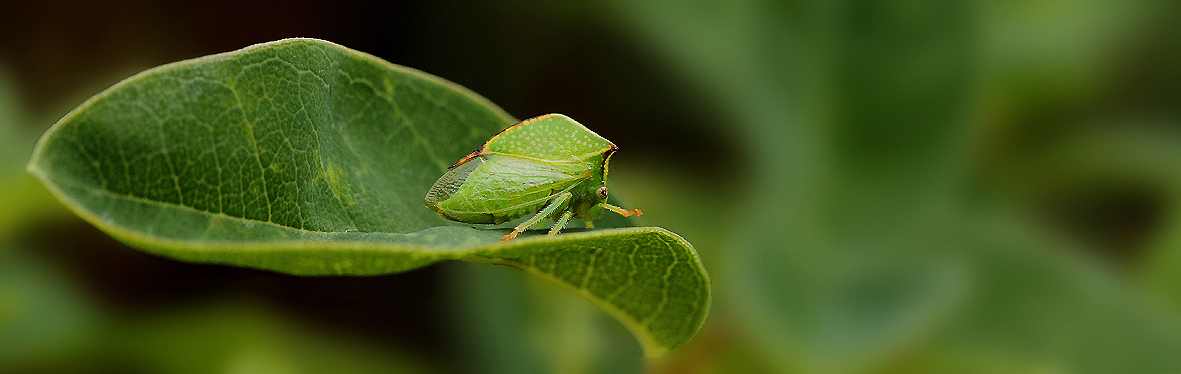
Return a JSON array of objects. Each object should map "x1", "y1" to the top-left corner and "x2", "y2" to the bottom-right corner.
[{"x1": 3, "y1": 0, "x2": 1181, "y2": 373}]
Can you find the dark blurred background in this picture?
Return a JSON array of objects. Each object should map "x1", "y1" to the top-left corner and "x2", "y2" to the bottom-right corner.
[{"x1": 2, "y1": 0, "x2": 1180, "y2": 373}]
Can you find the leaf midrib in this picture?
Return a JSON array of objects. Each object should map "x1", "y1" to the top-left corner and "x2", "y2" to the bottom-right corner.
[
  {"x1": 36, "y1": 169, "x2": 351, "y2": 235},
  {"x1": 35, "y1": 163, "x2": 679, "y2": 249}
]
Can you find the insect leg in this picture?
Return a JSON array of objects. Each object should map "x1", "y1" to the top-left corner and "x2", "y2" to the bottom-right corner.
[
  {"x1": 599, "y1": 203, "x2": 644, "y2": 217},
  {"x1": 548, "y1": 211, "x2": 574, "y2": 236},
  {"x1": 502, "y1": 192, "x2": 572, "y2": 241}
]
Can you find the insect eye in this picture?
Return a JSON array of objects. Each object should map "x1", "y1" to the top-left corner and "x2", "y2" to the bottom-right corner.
[{"x1": 596, "y1": 187, "x2": 608, "y2": 199}]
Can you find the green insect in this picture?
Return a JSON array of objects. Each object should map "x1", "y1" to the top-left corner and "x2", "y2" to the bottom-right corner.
[{"x1": 424, "y1": 113, "x2": 642, "y2": 241}]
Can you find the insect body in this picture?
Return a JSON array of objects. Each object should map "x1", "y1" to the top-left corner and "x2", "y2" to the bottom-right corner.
[{"x1": 424, "y1": 113, "x2": 642, "y2": 241}]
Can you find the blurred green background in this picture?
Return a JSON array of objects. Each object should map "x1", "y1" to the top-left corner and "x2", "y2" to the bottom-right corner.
[{"x1": 3, "y1": 0, "x2": 1181, "y2": 373}]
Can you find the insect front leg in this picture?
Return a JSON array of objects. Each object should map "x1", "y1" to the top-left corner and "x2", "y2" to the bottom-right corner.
[
  {"x1": 548, "y1": 211, "x2": 574, "y2": 236},
  {"x1": 503, "y1": 192, "x2": 572, "y2": 241},
  {"x1": 598, "y1": 203, "x2": 643, "y2": 217}
]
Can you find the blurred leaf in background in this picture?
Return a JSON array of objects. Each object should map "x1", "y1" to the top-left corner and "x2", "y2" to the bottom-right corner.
[
  {"x1": 0, "y1": 67, "x2": 22, "y2": 171},
  {"x1": 0, "y1": 249, "x2": 97, "y2": 370},
  {"x1": 0, "y1": 290, "x2": 435, "y2": 373},
  {"x1": 97, "y1": 300, "x2": 434, "y2": 374},
  {"x1": 0, "y1": 66, "x2": 64, "y2": 242},
  {"x1": 598, "y1": 0, "x2": 1181, "y2": 372}
]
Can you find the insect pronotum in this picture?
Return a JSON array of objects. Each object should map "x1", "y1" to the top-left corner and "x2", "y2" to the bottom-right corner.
[{"x1": 424, "y1": 114, "x2": 642, "y2": 241}]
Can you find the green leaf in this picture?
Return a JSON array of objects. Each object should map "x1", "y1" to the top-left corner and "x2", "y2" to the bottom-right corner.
[
  {"x1": 25, "y1": 38, "x2": 709, "y2": 356},
  {"x1": 0, "y1": 66, "x2": 65, "y2": 241},
  {"x1": 0, "y1": 249, "x2": 97, "y2": 368},
  {"x1": 613, "y1": 0, "x2": 974, "y2": 368},
  {"x1": 105, "y1": 301, "x2": 436, "y2": 374},
  {"x1": 611, "y1": 0, "x2": 1181, "y2": 371}
]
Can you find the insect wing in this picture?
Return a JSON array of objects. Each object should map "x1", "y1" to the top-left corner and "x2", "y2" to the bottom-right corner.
[
  {"x1": 424, "y1": 155, "x2": 483, "y2": 212},
  {"x1": 431, "y1": 155, "x2": 591, "y2": 223}
]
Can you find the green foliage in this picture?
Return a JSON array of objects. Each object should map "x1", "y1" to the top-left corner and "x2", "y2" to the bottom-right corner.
[
  {"x1": 25, "y1": 38, "x2": 709, "y2": 356},
  {"x1": 101, "y1": 302, "x2": 435, "y2": 374},
  {"x1": 0, "y1": 68, "x2": 63, "y2": 241},
  {"x1": 0, "y1": 250, "x2": 96, "y2": 368},
  {"x1": 610, "y1": 0, "x2": 1181, "y2": 372}
]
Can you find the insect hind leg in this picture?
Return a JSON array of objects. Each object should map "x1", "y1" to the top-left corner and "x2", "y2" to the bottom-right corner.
[
  {"x1": 548, "y1": 211, "x2": 574, "y2": 236},
  {"x1": 502, "y1": 192, "x2": 572, "y2": 241}
]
